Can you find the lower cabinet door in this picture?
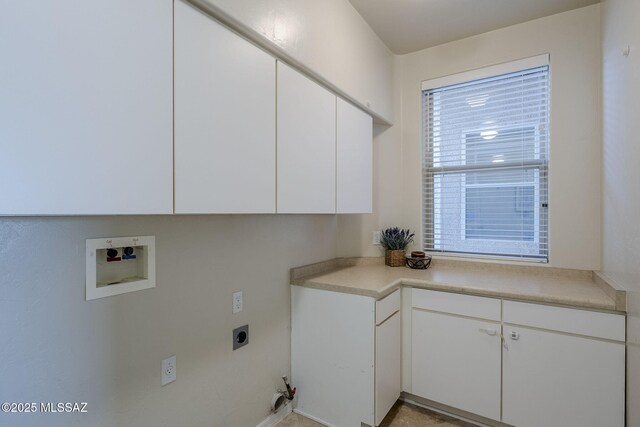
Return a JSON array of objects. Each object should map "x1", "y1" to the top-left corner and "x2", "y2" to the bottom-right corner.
[
  {"x1": 412, "y1": 309, "x2": 501, "y2": 421},
  {"x1": 502, "y1": 326, "x2": 625, "y2": 427},
  {"x1": 375, "y1": 311, "x2": 401, "y2": 425}
]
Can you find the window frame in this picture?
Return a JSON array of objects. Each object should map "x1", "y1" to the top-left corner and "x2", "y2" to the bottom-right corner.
[
  {"x1": 459, "y1": 124, "x2": 542, "y2": 246},
  {"x1": 421, "y1": 55, "x2": 550, "y2": 262}
]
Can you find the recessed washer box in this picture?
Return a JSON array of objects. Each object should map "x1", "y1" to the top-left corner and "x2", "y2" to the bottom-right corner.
[{"x1": 86, "y1": 236, "x2": 156, "y2": 300}]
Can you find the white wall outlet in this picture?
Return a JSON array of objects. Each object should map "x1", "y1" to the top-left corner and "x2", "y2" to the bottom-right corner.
[
  {"x1": 161, "y1": 355, "x2": 176, "y2": 386},
  {"x1": 372, "y1": 231, "x2": 381, "y2": 245},
  {"x1": 232, "y1": 291, "x2": 243, "y2": 314}
]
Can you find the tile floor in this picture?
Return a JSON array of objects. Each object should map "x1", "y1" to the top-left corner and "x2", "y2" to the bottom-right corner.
[{"x1": 276, "y1": 401, "x2": 476, "y2": 427}]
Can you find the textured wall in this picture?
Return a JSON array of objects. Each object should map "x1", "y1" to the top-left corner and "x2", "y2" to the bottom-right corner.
[
  {"x1": 199, "y1": 0, "x2": 394, "y2": 123},
  {"x1": 0, "y1": 215, "x2": 336, "y2": 426},
  {"x1": 337, "y1": 56, "x2": 404, "y2": 258},
  {"x1": 338, "y1": 6, "x2": 603, "y2": 269},
  {"x1": 397, "y1": 5, "x2": 602, "y2": 269},
  {"x1": 0, "y1": 0, "x2": 395, "y2": 425},
  {"x1": 601, "y1": 0, "x2": 640, "y2": 424}
]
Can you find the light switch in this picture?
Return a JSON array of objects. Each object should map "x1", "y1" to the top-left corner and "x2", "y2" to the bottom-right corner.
[{"x1": 372, "y1": 231, "x2": 381, "y2": 245}]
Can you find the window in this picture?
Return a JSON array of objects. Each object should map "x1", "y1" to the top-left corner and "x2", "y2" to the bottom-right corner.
[{"x1": 423, "y1": 59, "x2": 549, "y2": 261}]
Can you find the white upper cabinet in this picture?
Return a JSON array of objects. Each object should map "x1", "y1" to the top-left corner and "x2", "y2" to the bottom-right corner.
[
  {"x1": 0, "y1": 0, "x2": 173, "y2": 215},
  {"x1": 337, "y1": 98, "x2": 373, "y2": 213},
  {"x1": 277, "y1": 62, "x2": 336, "y2": 214},
  {"x1": 174, "y1": 0, "x2": 276, "y2": 214}
]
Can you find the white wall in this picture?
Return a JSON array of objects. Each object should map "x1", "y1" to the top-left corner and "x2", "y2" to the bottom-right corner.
[
  {"x1": 199, "y1": 0, "x2": 394, "y2": 123},
  {"x1": 601, "y1": 0, "x2": 640, "y2": 425},
  {"x1": 337, "y1": 56, "x2": 404, "y2": 258},
  {"x1": 0, "y1": 216, "x2": 336, "y2": 427},
  {"x1": 189, "y1": 0, "x2": 398, "y2": 258},
  {"x1": 344, "y1": 5, "x2": 601, "y2": 269},
  {"x1": 0, "y1": 1, "x2": 395, "y2": 425}
]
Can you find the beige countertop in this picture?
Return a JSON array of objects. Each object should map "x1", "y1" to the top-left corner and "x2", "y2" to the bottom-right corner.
[{"x1": 290, "y1": 258, "x2": 626, "y2": 312}]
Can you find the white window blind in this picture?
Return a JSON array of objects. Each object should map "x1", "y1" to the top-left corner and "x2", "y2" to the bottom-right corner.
[{"x1": 423, "y1": 64, "x2": 549, "y2": 261}]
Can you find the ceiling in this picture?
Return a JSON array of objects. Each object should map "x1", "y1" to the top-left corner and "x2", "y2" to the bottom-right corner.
[{"x1": 348, "y1": 0, "x2": 599, "y2": 54}]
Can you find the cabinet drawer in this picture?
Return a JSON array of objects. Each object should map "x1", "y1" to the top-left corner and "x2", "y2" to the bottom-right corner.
[
  {"x1": 376, "y1": 289, "x2": 400, "y2": 325},
  {"x1": 503, "y1": 300, "x2": 625, "y2": 341},
  {"x1": 412, "y1": 289, "x2": 500, "y2": 321}
]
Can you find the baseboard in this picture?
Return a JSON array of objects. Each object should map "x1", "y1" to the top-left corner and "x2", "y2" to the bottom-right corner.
[
  {"x1": 400, "y1": 393, "x2": 507, "y2": 427},
  {"x1": 292, "y1": 408, "x2": 336, "y2": 427},
  {"x1": 256, "y1": 402, "x2": 293, "y2": 427}
]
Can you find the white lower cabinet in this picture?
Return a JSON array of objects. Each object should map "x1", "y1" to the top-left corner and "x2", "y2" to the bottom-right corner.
[
  {"x1": 375, "y1": 309, "x2": 401, "y2": 425},
  {"x1": 502, "y1": 301, "x2": 625, "y2": 427},
  {"x1": 409, "y1": 290, "x2": 625, "y2": 427},
  {"x1": 292, "y1": 286, "x2": 624, "y2": 427},
  {"x1": 292, "y1": 287, "x2": 400, "y2": 427},
  {"x1": 411, "y1": 291, "x2": 502, "y2": 421}
]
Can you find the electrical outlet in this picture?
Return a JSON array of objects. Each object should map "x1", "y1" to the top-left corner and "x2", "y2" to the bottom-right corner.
[
  {"x1": 232, "y1": 291, "x2": 243, "y2": 314},
  {"x1": 161, "y1": 355, "x2": 176, "y2": 386},
  {"x1": 372, "y1": 231, "x2": 381, "y2": 245},
  {"x1": 233, "y1": 325, "x2": 249, "y2": 351}
]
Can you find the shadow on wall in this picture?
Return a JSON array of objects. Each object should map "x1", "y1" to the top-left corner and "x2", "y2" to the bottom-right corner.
[
  {"x1": 0, "y1": 214, "x2": 337, "y2": 427},
  {"x1": 337, "y1": 123, "x2": 404, "y2": 258}
]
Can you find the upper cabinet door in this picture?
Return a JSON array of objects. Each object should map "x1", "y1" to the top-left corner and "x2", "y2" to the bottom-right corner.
[
  {"x1": 337, "y1": 98, "x2": 373, "y2": 214},
  {"x1": 174, "y1": 0, "x2": 276, "y2": 214},
  {"x1": 277, "y1": 62, "x2": 336, "y2": 214},
  {"x1": 0, "y1": 0, "x2": 173, "y2": 215}
]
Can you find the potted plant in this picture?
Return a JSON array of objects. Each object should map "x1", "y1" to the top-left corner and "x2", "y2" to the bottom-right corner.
[{"x1": 380, "y1": 227, "x2": 415, "y2": 267}]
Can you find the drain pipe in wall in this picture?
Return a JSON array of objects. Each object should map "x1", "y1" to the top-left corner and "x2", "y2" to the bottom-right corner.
[{"x1": 271, "y1": 376, "x2": 297, "y2": 412}]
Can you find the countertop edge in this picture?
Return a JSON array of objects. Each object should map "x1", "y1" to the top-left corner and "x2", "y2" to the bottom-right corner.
[
  {"x1": 593, "y1": 271, "x2": 627, "y2": 312},
  {"x1": 292, "y1": 277, "x2": 402, "y2": 299},
  {"x1": 290, "y1": 258, "x2": 625, "y2": 313}
]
